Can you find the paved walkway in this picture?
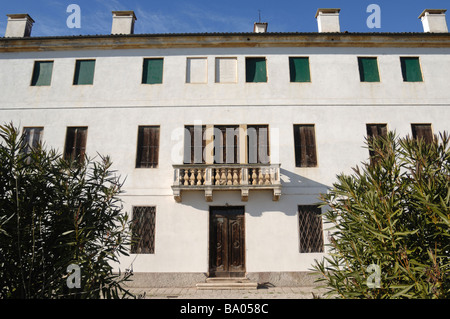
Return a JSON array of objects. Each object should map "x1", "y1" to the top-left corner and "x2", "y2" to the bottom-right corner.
[{"x1": 128, "y1": 286, "x2": 325, "y2": 299}]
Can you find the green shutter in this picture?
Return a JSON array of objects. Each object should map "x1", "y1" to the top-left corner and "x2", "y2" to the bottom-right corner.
[
  {"x1": 142, "y1": 58, "x2": 163, "y2": 84},
  {"x1": 246, "y1": 57, "x2": 267, "y2": 82},
  {"x1": 400, "y1": 57, "x2": 423, "y2": 82},
  {"x1": 31, "y1": 61, "x2": 53, "y2": 86},
  {"x1": 358, "y1": 57, "x2": 380, "y2": 82},
  {"x1": 289, "y1": 57, "x2": 311, "y2": 82},
  {"x1": 73, "y1": 60, "x2": 95, "y2": 85}
]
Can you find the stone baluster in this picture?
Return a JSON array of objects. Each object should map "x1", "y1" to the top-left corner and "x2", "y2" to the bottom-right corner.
[
  {"x1": 189, "y1": 169, "x2": 196, "y2": 185},
  {"x1": 220, "y1": 168, "x2": 226, "y2": 185},
  {"x1": 183, "y1": 169, "x2": 189, "y2": 186},
  {"x1": 251, "y1": 168, "x2": 257, "y2": 185},
  {"x1": 232, "y1": 168, "x2": 239, "y2": 185},
  {"x1": 227, "y1": 168, "x2": 233, "y2": 185},
  {"x1": 197, "y1": 168, "x2": 203, "y2": 185},
  {"x1": 258, "y1": 168, "x2": 263, "y2": 185},
  {"x1": 215, "y1": 169, "x2": 221, "y2": 185}
]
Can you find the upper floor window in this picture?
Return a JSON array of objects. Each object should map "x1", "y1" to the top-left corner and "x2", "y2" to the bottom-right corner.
[
  {"x1": 186, "y1": 57, "x2": 207, "y2": 83},
  {"x1": 142, "y1": 58, "x2": 163, "y2": 84},
  {"x1": 22, "y1": 127, "x2": 43, "y2": 156},
  {"x1": 289, "y1": 57, "x2": 311, "y2": 83},
  {"x1": 400, "y1": 57, "x2": 423, "y2": 82},
  {"x1": 246, "y1": 57, "x2": 267, "y2": 83},
  {"x1": 136, "y1": 126, "x2": 160, "y2": 168},
  {"x1": 64, "y1": 127, "x2": 88, "y2": 163},
  {"x1": 366, "y1": 123, "x2": 387, "y2": 165},
  {"x1": 73, "y1": 59, "x2": 95, "y2": 85},
  {"x1": 215, "y1": 57, "x2": 237, "y2": 83},
  {"x1": 411, "y1": 123, "x2": 433, "y2": 143},
  {"x1": 247, "y1": 125, "x2": 269, "y2": 164},
  {"x1": 293, "y1": 124, "x2": 317, "y2": 167},
  {"x1": 358, "y1": 57, "x2": 380, "y2": 82},
  {"x1": 31, "y1": 61, "x2": 53, "y2": 86},
  {"x1": 184, "y1": 125, "x2": 206, "y2": 164}
]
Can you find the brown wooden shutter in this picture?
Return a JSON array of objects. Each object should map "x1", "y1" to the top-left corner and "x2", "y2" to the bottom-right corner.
[
  {"x1": 214, "y1": 126, "x2": 239, "y2": 164},
  {"x1": 136, "y1": 126, "x2": 159, "y2": 168},
  {"x1": 248, "y1": 125, "x2": 269, "y2": 164},
  {"x1": 294, "y1": 125, "x2": 317, "y2": 167},
  {"x1": 412, "y1": 124, "x2": 433, "y2": 143},
  {"x1": 64, "y1": 127, "x2": 87, "y2": 163},
  {"x1": 366, "y1": 124, "x2": 388, "y2": 163}
]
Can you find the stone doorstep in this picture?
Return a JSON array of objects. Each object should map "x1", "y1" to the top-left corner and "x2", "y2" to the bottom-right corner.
[{"x1": 196, "y1": 277, "x2": 258, "y2": 290}]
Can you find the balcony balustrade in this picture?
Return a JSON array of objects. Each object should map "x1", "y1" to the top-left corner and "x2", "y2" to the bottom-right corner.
[{"x1": 172, "y1": 164, "x2": 281, "y2": 202}]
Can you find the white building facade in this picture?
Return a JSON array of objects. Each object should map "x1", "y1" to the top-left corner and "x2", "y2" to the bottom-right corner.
[{"x1": 1, "y1": 9, "x2": 449, "y2": 287}]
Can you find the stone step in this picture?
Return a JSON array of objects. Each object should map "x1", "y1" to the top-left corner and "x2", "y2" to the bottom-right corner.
[{"x1": 196, "y1": 277, "x2": 258, "y2": 290}]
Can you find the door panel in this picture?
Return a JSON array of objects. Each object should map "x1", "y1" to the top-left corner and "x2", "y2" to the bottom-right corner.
[{"x1": 209, "y1": 207, "x2": 245, "y2": 277}]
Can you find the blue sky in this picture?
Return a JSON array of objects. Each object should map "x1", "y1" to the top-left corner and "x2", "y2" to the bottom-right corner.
[{"x1": 0, "y1": 0, "x2": 449, "y2": 36}]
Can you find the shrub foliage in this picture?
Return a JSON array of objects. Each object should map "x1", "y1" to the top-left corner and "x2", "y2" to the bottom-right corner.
[
  {"x1": 0, "y1": 123, "x2": 132, "y2": 299},
  {"x1": 313, "y1": 131, "x2": 450, "y2": 298}
]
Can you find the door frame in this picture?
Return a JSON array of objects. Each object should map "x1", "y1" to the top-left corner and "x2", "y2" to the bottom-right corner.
[{"x1": 208, "y1": 206, "x2": 246, "y2": 278}]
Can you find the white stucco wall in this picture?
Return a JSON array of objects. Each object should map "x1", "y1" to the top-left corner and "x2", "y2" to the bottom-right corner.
[{"x1": 1, "y1": 45, "x2": 449, "y2": 274}]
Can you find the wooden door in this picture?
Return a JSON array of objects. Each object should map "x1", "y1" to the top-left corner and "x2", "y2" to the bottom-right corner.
[{"x1": 209, "y1": 207, "x2": 245, "y2": 277}]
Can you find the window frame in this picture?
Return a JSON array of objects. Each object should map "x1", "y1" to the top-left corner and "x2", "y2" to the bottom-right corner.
[
  {"x1": 411, "y1": 123, "x2": 434, "y2": 143},
  {"x1": 215, "y1": 57, "x2": 238, "y2": 84},
  {"x1": 293, "y1": 124, "x2": 318, "y2": 168},
  {"x1": 131, "y1": 206, "x2": 156, "y2": 254},
  {"x1": 142, "y1": 57, "x2": 164, "y2": 85},
  {"x1": 357, "y1": 57, "x2": 380, "y2": 82},
  {"x1": 30, "y1": 60, "x2": 54, "y2": 86},
  {"x1": 247, "y1": 124, "x2": 270, "y2": 164},
  {"x1": 73, "y1": 59, "x2": 96, "y2": 85},
  {"x1": 63, "y1": 126, "x2": 88, "y2": 163},
  {"x1": 298, "y1": 205, "x2": 324, "y2": 253},
  {"x1": 400, "y1": 56, "x2": 423, "y2": 82},
  {"x1": 245, "y1": 57, "x2": 268, "y2": 83},
  {"x1": 135, "y1": 125, "x2": 160, "y2": 169},
  {"x1": 289, "y1": 56, "x2": 311, "y2": 83},
  {"x1": 186, "y1": 57, "x2": 208, "y2": 84}
]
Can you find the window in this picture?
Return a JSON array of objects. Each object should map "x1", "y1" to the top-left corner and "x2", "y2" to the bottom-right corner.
[
  {"x1": 23, "y1": 127, "x2": 43, "y2": 155},
  {"x1": 215, "y1": 57, "x2": 237, "y2": 83},
  {"x1": 293, "y1": 125, "x2": 317, "y2": 167},
  {"x1": 136, "y1": 126, "x2": 160, "y2": 168},
  {"x1": 142, "y1": 58, "x2": 163, "y2": 84},
  {"x1": 214, "y1": 125, "x2": 240, "y2": 164},
  {"x1": 73, "y1": 60, "x2": 95, "y2": 85},
  {"x1": 358, "y1": 57, "x2": 380, "y2": 82},
  {"x1": 184, "y1": 125, "x2": 206, "y2": 164},
  {"x1": 186, "y1": 57, "x2": 207, "y2": 83},
  {"x1": 247, "y1": 125, "x2": 269, "y2": 164},
  {"x1": 400, "y1": 57, "x2": 423, "y2": 82},
  {"x1": 246, "y1": 57, "x2": 267, "y2": 83},
  {"x1": 289, "y1": 57, "x2": 311, "y2": 82},
  {"x1": 411, "y1": 124, "x2": 433, "y2": 143},
  {"x1": 64, "y1": 127, "x2": 87, "y2": 163},
  {"x1": 131, "y1": 206, "x2": 156, "y2": 254},
  {"x1": 298, "y1": 205, "x2": 324, "y2": 253},
  {"x1": 366, "y1": 124, "x2": 388, "y2": 164},
  {"x1": 31, "y1": 61, "x2": 53, "y2": 86}
]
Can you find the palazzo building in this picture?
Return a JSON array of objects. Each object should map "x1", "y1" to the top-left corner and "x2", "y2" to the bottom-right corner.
[{"x1": 0, "y1": 8, "x2": 449, "y2": 288}]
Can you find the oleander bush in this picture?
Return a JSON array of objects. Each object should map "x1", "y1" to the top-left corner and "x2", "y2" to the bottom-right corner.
[
  {"x1": 313, "y1": 131, "x2": 450, "y2": 299},
  {"x1": 0, "y1": 123, "x2": 133, "y2": 299}
]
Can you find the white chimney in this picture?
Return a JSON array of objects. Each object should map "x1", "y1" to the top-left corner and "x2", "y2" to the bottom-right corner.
[
  {"x1": 111, "y1": 11, "x2": 137, "y2": 35},
  {"x1": 419, "y1": 9, "x2": 448, "y2": 33},
  {"x1": 253, "y1": 22, "x2": 268, "y2": 33},
  {"x1": 315, "y1": 8, "x2": 341, "y2": 33},
  {"x1": 5, "y1": 14, "x2": 34, "y2": 38}
]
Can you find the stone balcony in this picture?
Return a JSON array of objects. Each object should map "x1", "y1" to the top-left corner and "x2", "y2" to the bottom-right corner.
[{"x1": 172, "y1": 164, "x2": 281, "y2": 202}]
